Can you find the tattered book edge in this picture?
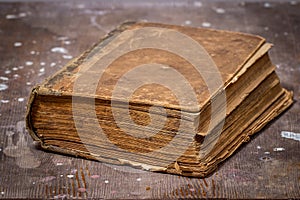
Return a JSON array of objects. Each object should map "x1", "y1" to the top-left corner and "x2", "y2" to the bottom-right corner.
[{"x1": 25, "y1": 90, "x2": 293, "y2": 178}]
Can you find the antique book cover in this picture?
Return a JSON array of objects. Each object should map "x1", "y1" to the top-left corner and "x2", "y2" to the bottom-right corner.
[{"x1": 26, "y1": 22, "x2": 293, "y2": 177}]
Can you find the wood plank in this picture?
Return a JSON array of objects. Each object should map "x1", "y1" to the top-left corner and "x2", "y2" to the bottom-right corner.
[{"x1": 0, "y1": 0, "x2": 299, "y2": 199}]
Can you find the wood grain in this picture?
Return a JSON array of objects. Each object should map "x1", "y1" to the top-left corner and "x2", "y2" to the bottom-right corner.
[{"x1": 0, "y1": 0, "x2": 299, "y2": 199}]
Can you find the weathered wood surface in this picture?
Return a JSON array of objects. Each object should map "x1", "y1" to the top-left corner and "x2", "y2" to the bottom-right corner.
[{"x1": 0, "y1": 0, "x2": 299, "y2": 199}]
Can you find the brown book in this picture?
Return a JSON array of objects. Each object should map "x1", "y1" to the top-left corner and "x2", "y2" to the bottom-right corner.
[{"x1": 26, "y1": 22, "x2": 293, "y2": 177}]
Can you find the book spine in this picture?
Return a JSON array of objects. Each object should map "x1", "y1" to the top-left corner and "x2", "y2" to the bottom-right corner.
[{"x1": 25, "y1": 86, "x2": 42, "y2": 143}]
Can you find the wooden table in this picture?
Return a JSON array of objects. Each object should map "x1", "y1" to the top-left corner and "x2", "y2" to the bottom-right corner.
[{"x1": 0, "y1": 0, "x2": 299, "y2": 199}]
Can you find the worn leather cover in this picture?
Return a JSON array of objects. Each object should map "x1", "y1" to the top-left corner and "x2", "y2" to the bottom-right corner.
[{"x1": 31, "y1": 22, "x2": 266, "y2": 112}]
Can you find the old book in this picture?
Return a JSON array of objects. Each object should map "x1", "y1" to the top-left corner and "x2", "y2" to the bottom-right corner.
[{"x1": 26, "y1": 22, "x2": 293, "y2": 177}]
